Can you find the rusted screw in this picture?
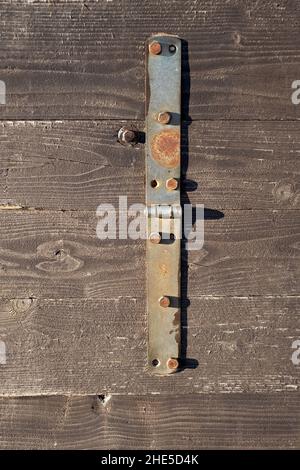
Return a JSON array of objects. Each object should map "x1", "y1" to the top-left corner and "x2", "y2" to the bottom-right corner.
[
  {"x1": 159, "y1": 296, "x2": 170, "y2": 308},
  {"x1": 167, "y1": 358, "x2": 179, "y2": 370},
  {"x1": 157, "y1": 111, "x2": 171, "y2": 125},
  {"x1": 166, "y1": 178, "x2": 178, "y2": 191},
  {"x1": 149, "y1": 41, "x2": 162, "y2": 55},
  {"x1": 118, "y1": 127, "x2": 137, "y2": 145},
  {"x1": 149, "y1": 232, "x2": 161, "y2": 244}
]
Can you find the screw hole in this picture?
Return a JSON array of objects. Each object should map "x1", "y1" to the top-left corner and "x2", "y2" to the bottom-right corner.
[
  {"x1": 169, "y1": 44, "x2": 176, "y2": 54},
  {"x1": 151, "y1": 179, "x2": 159, "y2": 188},
  {"x1": 152, "y1": 359, "x2": 160, "y2": 367}
]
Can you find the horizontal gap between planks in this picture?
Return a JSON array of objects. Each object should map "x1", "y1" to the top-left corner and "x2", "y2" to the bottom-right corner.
[
  {"x1": 0, "y1": 391, "x2": 299, "y2": 399},
  {"x1": 0, "y1": 295, "x2": 299, "y2": 301},
  {"x1": 0, "y1": 390, "x2": 299, "y2": 399},
  {"x1": 0, "y1": 118, "x2": 300, "y2": 123},
  {"x1": 0, "y1": 208, "x2": 299, "y2": 212}
]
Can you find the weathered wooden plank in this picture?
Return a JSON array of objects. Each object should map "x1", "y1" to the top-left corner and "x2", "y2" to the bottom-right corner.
[
  {"x1": 0, "y1": 209, "x2": 298, "y2": 299},
  {"x1": 0, "y1": 1, "x2": 300, "y2": 120},
  {"x1": 0, "y1": 393, "x2": 299, "y2": 449},
  {"x1": 0, "y1": 296, "x2": 299, "y2": 395},
  {"x1": 0, "y1": 120, "x2": 299, "y2": 210},
  {"x1": 0, "y1": 210, "x2": 143, "y2": 299}
]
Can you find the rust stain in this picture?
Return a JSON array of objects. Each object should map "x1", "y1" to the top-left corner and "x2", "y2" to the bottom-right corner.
[
  {"x1": 151, "y1": 129, "x2": 180, "y2": 168},
  {"x1": 173, "y1": 310, "x2": 180, "y2": 327},
  {"x1": 159, "y1": 263, "x2": 168, "y2": 277},
  {"x1": 174, "y1": 310, "x2": 181, "y2": 345}
]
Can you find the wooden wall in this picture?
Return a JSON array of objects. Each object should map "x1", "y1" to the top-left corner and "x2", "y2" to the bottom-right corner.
[{"x1": 0, "y1": 0, "x2": 299, "y2": 449}]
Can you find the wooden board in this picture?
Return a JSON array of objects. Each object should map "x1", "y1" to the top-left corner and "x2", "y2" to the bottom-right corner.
[
  {"x1": 0, "y1": 295, "x2": 299, "y2": 395},
  {"x1": 0, "y1": 0, "x2": 299, "y2": 450},
  {"x1": 0, "y1": 209, "x2": 298, "y2": 299},
  {"x1": 0, "y1": 120, "x2": 299, "y2": 211},
  {"x1": 0, "y1": 1, "x2": 300, "y2": 120},
  {"x1": 0, "y1": 394, "x2": 299, "y2": 449}
]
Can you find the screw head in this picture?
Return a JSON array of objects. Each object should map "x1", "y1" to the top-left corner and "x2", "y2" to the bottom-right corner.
[
  {"x1": 159, "y1": 296, "x2": 170, "y2": 308},
  {"x1": 166, "y1": 178, "x2": 178, "y2": 191},
  {"x1": 157, "y1": 111, "x2": 171, "y2": 125},
  {"x1": 167, "y1": 358, "x2": 179, "y2": 370},
  {"x1": 149, "y1": 41, "x2": 162, "y2": 55},
  {"x1": 149, "y1": 232, "x2": 161, "y2": 244}
]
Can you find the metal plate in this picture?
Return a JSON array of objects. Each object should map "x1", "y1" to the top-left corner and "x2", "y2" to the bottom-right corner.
[{"x1": 146, "y1": 34, "x2": 181, "y2": 375}]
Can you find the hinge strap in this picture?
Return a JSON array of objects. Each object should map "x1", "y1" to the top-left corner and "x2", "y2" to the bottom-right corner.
[{"x1": 146, "y1": 34, "x2": 181, "y2": 375}]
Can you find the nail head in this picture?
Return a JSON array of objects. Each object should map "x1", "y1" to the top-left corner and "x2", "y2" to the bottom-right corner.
[
  {"x1": 167, "y1": 358, "x2": 179, "y2": 370},
  {"x1": 149, "y1": 41, "x2": 162, "y2": 55},
  {"x1": 159, "y1": 296, "x2": 170, "y2": 308},
  {"x1": 166, "y1": 178, "x2": 178, "y2": 190},
  {"x1": 157, "y1": 111, "x2": 171, "y2": 125},
  {"x1": 149, "y1": 232, "x2": 161, "y2": 244}
]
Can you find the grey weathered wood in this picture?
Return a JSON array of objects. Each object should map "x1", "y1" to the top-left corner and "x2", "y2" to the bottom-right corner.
[
  {"x1": 0, "y1": 1, "x2": 300, "y2": 120},
  {"x1": 0, "y1": 209, "x2": 298, "y2": 299},
  {"x1": 0, "y1": 295, "x2": 299, "y2": 395},
  {"x1": 0, "y1": 393, "x2": 299, "y2": 449},
  {"x1": 0, "y1": 0, "x2": 299, "y2": 449},
  {"x1": 0, "y1": 120, "x2": 299, "y2": 210}
]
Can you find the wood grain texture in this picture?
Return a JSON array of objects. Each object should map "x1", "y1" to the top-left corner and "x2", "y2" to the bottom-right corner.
[
  {"x1": 0, "y1": 120, "x2": 299, "y2": 210},
  {"x1": 0, "y1": 295, "x2": 299, "y2": 395},
  {"x1": 0, "y1": 0, "x2": 299, "y2": 448},
  {"x1": 0, "y1": 209, "x2": 298, "y2": 299},
  {"x1": 0, "y1": 393, "x2": 299, "y2": 449},
  {"x1": 0, "y1": 0, "x2": 300, "y2": 120}
]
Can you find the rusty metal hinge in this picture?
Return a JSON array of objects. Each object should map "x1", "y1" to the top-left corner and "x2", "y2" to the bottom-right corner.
[{"x1": 146, "y1": 34, "x2": 181, "y2": 375}]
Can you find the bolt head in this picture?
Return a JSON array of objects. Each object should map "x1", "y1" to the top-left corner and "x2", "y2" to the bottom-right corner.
[
  {"x1": 118, "y1": 127, "x2": 136, "y2": 145},
  {"x1": 149, "y1": 41, "x2": 162, "y2": 55},
  {"x1": 123, "y1": 130, "x2": 135, "y2": 143},
  {"x1": 167, "y1": 358, "x2": 179, "y2": 370},
  {"x1": 166, "y1": 178, "x2": 178, "y2": 191},
  {"x1": 149, "y1": 232, "x2": 161, "y2": 244},
  {"x1": 159, "y1": 296, "x2": 170, "y2": 308},
  {"x1": 157, "y1": 111, "x2": 171, "y2": 125}
]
